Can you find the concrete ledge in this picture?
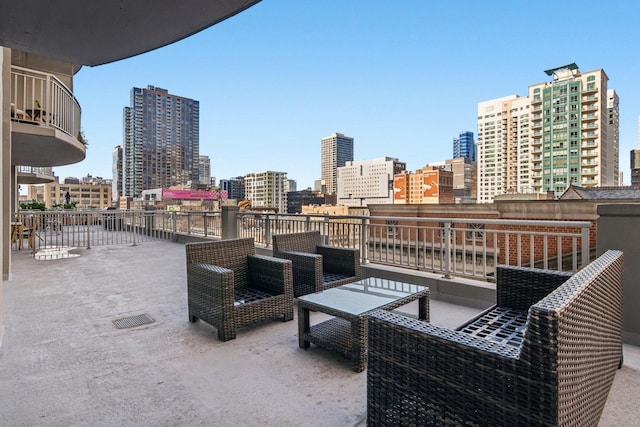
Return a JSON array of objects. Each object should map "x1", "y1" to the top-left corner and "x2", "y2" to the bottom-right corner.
[
  {"x1": 172, "y1": 233, "x2": 218, "y2": 244},
  {"x1": 361, "y1": 263, "x2": 495, "y2": 309}
]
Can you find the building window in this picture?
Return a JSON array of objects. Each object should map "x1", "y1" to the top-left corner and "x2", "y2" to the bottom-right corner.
[{"x1": 466, "y1": 223, "x2": 485, "y2": 241}]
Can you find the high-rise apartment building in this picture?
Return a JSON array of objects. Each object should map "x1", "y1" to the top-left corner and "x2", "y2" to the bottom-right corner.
[
  {"x1": 122, "y1": 85, "x2": 200, "y2": 198},
  {"x1": 477, "y1": 95, "x2": 531, "y2": 203},
  {"x1": 337, "y1": 157, "x2": 405, "y2": 207},
  {"x1": 453, "y1": 131, "x2": 476, "y2": 162},
  {"x1": 112, "y1": 145, "x2": 123, "y2": 201},
  {"x1": 477, "y1": 64, "x2": 619, "y2": 202},
  {"x1": 198, "y1": 155, "x2": 211, "y2": 186},
  {"x1": 244, "y1": 171, "x2": 289, "y2": 213},
  {"x1": 321, "y1": 133, "x2": 354, "y2": 194}
]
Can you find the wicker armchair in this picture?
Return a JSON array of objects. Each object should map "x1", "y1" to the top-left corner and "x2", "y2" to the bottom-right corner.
[
  {"x1": 367, "y1": 250, "x2": 624, "y2": 426},
  {"x1": 186, "y1": 237, "x2": 294, "y2": 341},
  {"x1": 272, "y1": 230, "x2": 361, "y2": 297}
]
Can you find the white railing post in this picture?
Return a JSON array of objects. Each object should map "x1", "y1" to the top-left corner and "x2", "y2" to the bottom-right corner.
[
  {"x1": 172, "y1": 211, "x2": 177, "y2": 234},
  {"x1": 86, "y1": 212, "x2": 91, "y2": 249},
  {"x1": 360, "y1": 217, "x2": 368, "y2": 264},
  {"x1": 582, "y1": 225, "x2": 590, "y2": 268},
  {"x1": 444, "y1": 222, "x2": 452, "y2": 279},
  {"x1": 131, "y1": 211, "x2": 137, "y2": 247},
  {"x1": 265, "y1": 214, "x2": 272, "y2": 247}
]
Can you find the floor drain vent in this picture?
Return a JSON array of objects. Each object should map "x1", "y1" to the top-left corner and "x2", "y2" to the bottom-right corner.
[{"x1": 113, "y1": 314, "x2": 155, "y2": 329}]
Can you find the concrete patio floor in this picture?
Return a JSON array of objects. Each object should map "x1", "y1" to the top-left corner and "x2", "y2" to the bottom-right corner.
[{"x1": 1, "y1": 240, "x2": 638, "y2": 426}]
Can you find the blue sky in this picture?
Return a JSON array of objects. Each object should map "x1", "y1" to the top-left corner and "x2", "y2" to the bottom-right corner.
[{"x1": 55, "y1": 1, "x2": 640, "y2": 188}]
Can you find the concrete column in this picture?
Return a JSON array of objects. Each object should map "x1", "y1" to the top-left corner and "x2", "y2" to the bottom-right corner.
[
  {"x1": 2, "y1": 47, "x2": 11, "y2": 282},
  {"x1": 1, "y1": 46, "x2": 11, "y2": 346},
  {"x1": 597, "y1": 204, "x2": 640, "y2": 345},
  {"x1": 221, "y1": 205, "x2": 239, "y2": 240}
]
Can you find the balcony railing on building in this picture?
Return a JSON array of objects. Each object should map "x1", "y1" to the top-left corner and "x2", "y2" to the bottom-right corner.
[
  {"x1": 17, "y1": 166, "x2": 54, "y2": 176},
  {"x1": 10, "y1": 65, "x2": 81, "y2": 140}
]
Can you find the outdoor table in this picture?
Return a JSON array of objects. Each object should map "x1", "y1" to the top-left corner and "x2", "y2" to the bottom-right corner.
[{"x1": 297, "y1": 277, "x2": 429, "y2": 372}]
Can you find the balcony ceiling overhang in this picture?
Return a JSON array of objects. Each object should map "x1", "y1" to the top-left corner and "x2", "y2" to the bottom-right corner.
[
  {"x1": 12, "y1": 124, "x2": 86, "y2": 167},
  {"x1": 0, "y1": 0, "x2": 261, "y2": 66}
]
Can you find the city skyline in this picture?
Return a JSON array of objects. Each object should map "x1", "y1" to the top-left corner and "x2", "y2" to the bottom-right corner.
[{"x1": 53, "y1": 1, "x2": 640, "y2": 189}]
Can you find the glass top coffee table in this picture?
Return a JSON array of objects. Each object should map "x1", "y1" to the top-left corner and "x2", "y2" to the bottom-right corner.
[{"x1": 297, "y1": 277, "x2": 429, "y2": 372}]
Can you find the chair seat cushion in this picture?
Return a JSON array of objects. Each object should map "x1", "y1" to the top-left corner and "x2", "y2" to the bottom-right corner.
[
  {"x1": 234, "y1": 288, "x2": 275, "y2": 306},
  {"x1": 458, "y1": 307, "x2": 527, "y2": 347}
]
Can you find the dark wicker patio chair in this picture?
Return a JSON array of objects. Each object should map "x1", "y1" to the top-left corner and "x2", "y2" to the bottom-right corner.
[
  {"x1": 272, "y1": 230, "x2": 361, "y2": 297},
  {"x1": 186, "y1": 237, "x2": 294, "y2": 341},
  {"x1": 367, "y1": 250, "x2": 624, "y2": 426}
]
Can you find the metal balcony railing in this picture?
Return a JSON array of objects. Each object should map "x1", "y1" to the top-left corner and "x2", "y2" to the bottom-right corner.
[
  {"x1": 16, "y1": 166, "x2": 54, "y2": 176},
  {"x1": 10, "y1": 66, "x2": 81, "y2": 140},
  {"x1": 14, "y1": 210, "x2": 591, "y2": 282}
]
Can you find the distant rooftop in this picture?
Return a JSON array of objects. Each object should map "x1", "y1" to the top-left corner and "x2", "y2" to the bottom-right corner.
[
  {"x1": 544, "y1": 63, "x2": 579, "y2": 76},
  {"x1": 560, "y1": 184, "x2": 640, "y2": 200}
]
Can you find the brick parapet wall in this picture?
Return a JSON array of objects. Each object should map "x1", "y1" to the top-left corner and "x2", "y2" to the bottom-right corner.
[{"x1": 368, "y1": 200, "x2": 601, "y2": 266}]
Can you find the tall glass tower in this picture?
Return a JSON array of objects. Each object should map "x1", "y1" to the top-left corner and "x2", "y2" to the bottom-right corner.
[
  {"x1": 453, "y1": 131, "x2": 476, "y2": 162},
  {"x1": 122, "y1": 85, "x2": 199, "y2": 197},
  {"x1": 321, "y1": 133, "x2": 354, "y2": 194}
]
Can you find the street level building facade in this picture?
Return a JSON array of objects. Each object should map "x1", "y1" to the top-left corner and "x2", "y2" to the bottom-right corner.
[
  {"x1": 321, "y1": 133, "x2": 354, "y2": 194},
  {"x1": 122, "y1": 85, "x2": 200, "y2": 198},
  {"x1": 337, "y1": 157, "x2": 405, "y2": 207},
  {"x1": 477, "y1": 64, "x2": 619, "y2": 203}
]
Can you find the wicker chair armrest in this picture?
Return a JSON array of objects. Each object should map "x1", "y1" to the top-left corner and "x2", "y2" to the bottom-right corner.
[
  {"x1": 187, "y1": 262, "x2": 235, "y2": 310},
  {"x1": 496, "y1": 265, "x2": 573, "y2": 310},
  {"x1": 317, "y1": 245, "x2": 361, "y2": 277},
  {"x1": 247, "y1": 254, "x2": 293, "y2": 297},
  {"x1": 368, "y1": 310, "x2": 521, "y2": 359},
  {"x1": 273, "y1": 250, "x2": 321, "y2": 272}
]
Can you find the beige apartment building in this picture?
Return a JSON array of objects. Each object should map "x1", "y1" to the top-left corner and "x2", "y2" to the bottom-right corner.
[
  {"x1": 477, "y1": 95, "x2": 531, "y2": 203},
  {"x1": 244, "y1": 171, "x2": 289, "y2": 213},
  {"x1": 321, "y1": 133, "x2": 354, "y2": 195},
  {"x1": 477, "y1": 64, "x2": 619, "y2": 203},
  {"x1": 32, "y1": 182, "x2": 113, "y2": 209},
  {"x1": 337, "y1": 157, "x2": 406, "y2": 207}
]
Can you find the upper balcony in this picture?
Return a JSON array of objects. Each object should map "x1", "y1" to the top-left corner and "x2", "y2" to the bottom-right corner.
[
  {"x1": 10, "y1": 65, "x2": 85, "y2": 167},
  {"x1": 16, "y1": 165, "x2": 55, "y2": 185}
]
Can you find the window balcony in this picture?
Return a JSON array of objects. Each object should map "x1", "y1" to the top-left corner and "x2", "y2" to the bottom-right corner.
[{"x1": 10, "y1": 65, "x2": 85, "y2": 167}]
